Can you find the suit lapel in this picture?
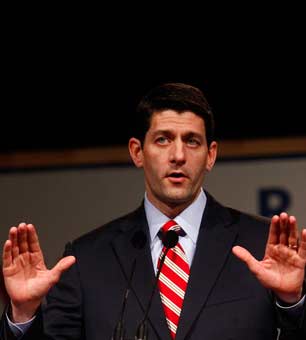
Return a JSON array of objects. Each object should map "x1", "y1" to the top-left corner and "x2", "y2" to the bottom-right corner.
[
  {"x1": 176, "y1": 193, "x2": 239, "y2": 340},
  {"x1": 111, "y1": 206, "x2": 171, "y2": 340}
]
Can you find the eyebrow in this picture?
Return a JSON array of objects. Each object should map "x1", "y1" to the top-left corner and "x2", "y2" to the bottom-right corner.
[{"x1": 152, "y1": 130, "x2": 204, "y2": 140}]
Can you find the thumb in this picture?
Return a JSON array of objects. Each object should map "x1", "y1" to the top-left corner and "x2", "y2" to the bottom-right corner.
[
  {"x1": 232, "y1": 246, "x2": 261, "y2": 275},
  {"x1": 50, "y1": 256, "x2": 76, "y2": 283}
]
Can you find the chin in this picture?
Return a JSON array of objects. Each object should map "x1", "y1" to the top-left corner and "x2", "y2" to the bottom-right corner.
[{"x1": 164, "y1": 189, "x2": 193, "y2": 204}]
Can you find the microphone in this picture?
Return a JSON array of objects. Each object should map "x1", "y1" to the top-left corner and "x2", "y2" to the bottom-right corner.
[
  {"x1": 135, "y1": 230, "x2": 178, "y2": 340},
  {"x1": 112, "y1": 230, "x2": 147, "y2": 340}
]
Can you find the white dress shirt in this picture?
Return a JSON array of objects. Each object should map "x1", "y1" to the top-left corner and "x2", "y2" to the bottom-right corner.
[{"x1": 145, "y1": 188, "x2": 206, "y2": 274}]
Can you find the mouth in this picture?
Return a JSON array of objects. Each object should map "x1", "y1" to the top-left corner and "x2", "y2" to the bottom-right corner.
[{"x1": 166, "y1": 172, "x2": 188, "y2": 183}]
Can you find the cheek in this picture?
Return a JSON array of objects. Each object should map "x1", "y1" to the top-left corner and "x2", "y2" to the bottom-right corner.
[
  {"x1": 194, "y1": 167, "x2": 205, "y2": 181},
  {"x1": 193, "y1": 157, "x2": 208, "y2": 179},
  {"x1": 143, "y1": 149, "x2": 167, "y2": 168},
  {"x1": 144, "y1": 161, "x2": 160, "y2": 179},
  {"x1": 143, "y1": 155, "x2": 166, "y2": 183}
]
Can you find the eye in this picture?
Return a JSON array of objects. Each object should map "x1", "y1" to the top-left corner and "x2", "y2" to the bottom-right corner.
[
  {"x1": 187, "y1": 137, "x2": 200, "y2": 146},
  {"x1": 156, "y1": 136, "x2": 170, "y2": 145}
]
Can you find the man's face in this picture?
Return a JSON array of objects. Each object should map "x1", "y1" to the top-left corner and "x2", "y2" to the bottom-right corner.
[{"x1": 129, "y1": 110, "x2": 217, "y2": 214}]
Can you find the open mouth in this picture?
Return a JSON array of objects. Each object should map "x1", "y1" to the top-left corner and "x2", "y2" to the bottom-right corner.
[
  {"x1": 169, "y1": 173, "x2": 185, "y2": 178},
  {"x1": 167, "y1": 172, "x2": 187, "y2": 181}
]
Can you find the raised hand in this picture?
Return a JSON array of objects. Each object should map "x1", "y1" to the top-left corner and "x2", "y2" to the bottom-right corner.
[
  {"x1": 232, "y1": 213, "x2": 306, "y2": 304},
  {"x1": 2, "y1": 223, "x2": 75, "y2": 322}
]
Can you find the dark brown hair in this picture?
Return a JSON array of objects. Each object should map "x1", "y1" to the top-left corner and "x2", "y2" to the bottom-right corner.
[{"x1": 134, "y1": 83, "x2": 215, "y2": 146}]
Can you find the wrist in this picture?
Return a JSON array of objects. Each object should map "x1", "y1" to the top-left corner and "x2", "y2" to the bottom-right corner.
[
  {"x1": 275, "y1": 283, "x2": 305, "y2": 306},
  {"x1": 276, "y1": 294, "x2": 302, "y2": 307},
  {"x1": 10, "y1": 300, "x2": 41, "y2": 323}
]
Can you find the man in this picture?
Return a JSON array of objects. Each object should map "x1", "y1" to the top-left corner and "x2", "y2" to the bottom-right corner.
[{"x1": 1, "y1": 83, "x2": 306, "y2": 339}]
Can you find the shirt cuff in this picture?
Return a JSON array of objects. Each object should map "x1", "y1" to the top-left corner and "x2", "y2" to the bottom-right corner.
[
  {"x1": 276, "y1": 295, "x2": 306, "y2": 319},
  {"x1": 276, "y1": 295, "x2": 305, "y2": 311},
  {"x1": 6, "y1": 312, "x2": 36, "y2": 338}
]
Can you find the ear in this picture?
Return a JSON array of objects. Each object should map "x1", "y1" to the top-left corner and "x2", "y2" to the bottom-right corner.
[
  {"x1": 206, "y1": 141, "x2": 218, "y2": 172},
  {"x1": 129, "y1": 137, "x2": 143, "y2": 168}
]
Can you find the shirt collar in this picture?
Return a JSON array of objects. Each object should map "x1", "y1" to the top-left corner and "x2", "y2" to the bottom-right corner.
[{"x1": 144, "y1": 188, "x2": 207, "y2": 245}]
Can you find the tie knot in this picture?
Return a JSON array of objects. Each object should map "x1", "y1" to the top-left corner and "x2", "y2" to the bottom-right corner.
[
  {"x1": 161, "y1": 220, "x2": 185, "y2": 236},
  {"x1": 162, "y1": 220, "x2": 180, "y2": 232}
]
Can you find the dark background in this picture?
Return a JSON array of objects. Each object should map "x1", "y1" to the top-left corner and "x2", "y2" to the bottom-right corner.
[{"x1": 2, "y1": 13, "x2": 305, "y2": 152}]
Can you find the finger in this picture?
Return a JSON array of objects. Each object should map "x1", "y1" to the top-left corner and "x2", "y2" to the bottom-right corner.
[
  {"x1": 9, "y1": 226, "x2": 17, "y2": 246},
  {"x1": 279, "y1": 212, "x2": 289, "y2": 245},
  {"x1": 9, "y1": 227, "x2": 19, "y2": 259},
  {"x1": 288, "y1": 215, "x2": 299, "y2": 247},
  {"x1": 266, "y1": 215, "x2": 280, "y2": 245},
  {"x1": 232, "y1": 246, "x2": 261, "y2": 275},
  {"x1": 271, "y1": 243, "x2": 295, "y2": 261},
  {"x1": 298, "y1": 229, "x2": 306, "y2": 260},
  {"x1": 2, "y1": 240, "x2": 13, "y2": 268},
  {"x1": 27, "y1": 224, "x2": 42, "y2": 253},
  {"x1": 50, "y1": 256, "x2": 76, "y2": 284},
  {"x1": 17, "y1": 223, "x2": 29, "y2": 253}
]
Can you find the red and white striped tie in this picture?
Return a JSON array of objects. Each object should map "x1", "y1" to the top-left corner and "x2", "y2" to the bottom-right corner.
[{"x1": 157, "y1": 220, "x2": 190, "y2": 339}]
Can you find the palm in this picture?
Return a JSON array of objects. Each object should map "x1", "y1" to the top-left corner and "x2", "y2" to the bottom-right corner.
[
  {"x1": 3, "y1": 249, "x2": 52, "y2": 305},
  {"x1": 2, "y1": 223, "x2": 75, "y2": 317},
  {"x1": 233, "y1": 213, "x2": 306, "y2": 303},
  {"x1": 255, "y1": 244, "x2": 305, "y2": 295}
]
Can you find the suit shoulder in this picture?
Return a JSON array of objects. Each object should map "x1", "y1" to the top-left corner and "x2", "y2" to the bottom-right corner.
[
  {"x1": 205, "y1": 190, "x2": 270, "y2": 231},
  {"x1": 71, "y1": 206, "x2": 144, "y2": 248},
  {"x1": 227, "y1": 207, "x2": 270, "y2": 227}
]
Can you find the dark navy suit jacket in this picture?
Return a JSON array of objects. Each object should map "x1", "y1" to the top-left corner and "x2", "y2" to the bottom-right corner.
[{"x1": 1, "y1": 192, "x2": 305, "y2": 339}]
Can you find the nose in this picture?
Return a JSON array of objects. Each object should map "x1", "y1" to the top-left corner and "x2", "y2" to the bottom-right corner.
[{"x1": 169, "y1": 140, "x2": 186, "y2": 165}]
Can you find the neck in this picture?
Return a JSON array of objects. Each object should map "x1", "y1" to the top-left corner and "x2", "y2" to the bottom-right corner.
[
  {"x1": 146, "y1": 192, "x2": 201, "y2": 219},
  {"x1": 158, "y1": 202, "x2": 188, "y2": 219}
]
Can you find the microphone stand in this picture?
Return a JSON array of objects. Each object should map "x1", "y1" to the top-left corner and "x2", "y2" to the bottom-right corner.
[
  {"x1": 135, "y1": 248, "x2": 169, "y2": 340},
  {"x1": 112, "y1": 259, "x2": 136, "y2": 340},
  {"x1": 111, "y1": 230, "x2": 147, "y2": 340},
  {"x1": 135, "y1": 230, "x2": 178, "y2": 340},
  {"x1": 111, "y1": 230, "x2": 177, "y2": 340}
]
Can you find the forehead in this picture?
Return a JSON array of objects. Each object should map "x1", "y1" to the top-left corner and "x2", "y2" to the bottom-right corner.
[{"x1": 149, "y1": 110, "x2": 206, "y2": 133}]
